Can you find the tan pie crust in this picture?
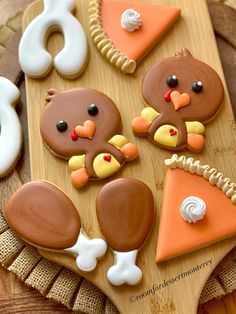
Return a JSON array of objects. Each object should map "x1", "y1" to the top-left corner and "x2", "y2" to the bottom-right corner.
[
  {"x1": 165, "y1": 154, "x2": 236, "y2": 204},
  {"x1": 89, "y1": 0, "x2": 137, "y2": 74}
]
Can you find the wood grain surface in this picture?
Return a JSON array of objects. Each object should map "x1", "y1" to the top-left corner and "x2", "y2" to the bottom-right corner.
[
  {"x1": 22, "y1": 0, "x2": 236, "y2": 313},
  {"x1": 0, "y1": 0, "x2": 236, "y2": 313}
]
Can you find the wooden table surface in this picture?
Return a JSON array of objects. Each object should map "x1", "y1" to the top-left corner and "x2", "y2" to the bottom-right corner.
[{"x1": 0, "y1": 0, "x2": 235, "y2": 313}]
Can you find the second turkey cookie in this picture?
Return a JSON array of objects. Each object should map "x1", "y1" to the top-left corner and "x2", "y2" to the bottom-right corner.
[{"x1": 40, "y1": 88, "x2": 139, "y2": 188}]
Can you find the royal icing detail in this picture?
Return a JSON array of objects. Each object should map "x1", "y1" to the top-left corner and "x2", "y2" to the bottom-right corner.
[
  {"x1": 89, "y1": 0, "x2": 181, "y2": 74},
  {"x1": 156, "y1": 155, "x2": 236, "y2": 262},
  {"x1": 180, "y1": 196, "x2": 206, "y2": 223},
  {"x1": 74, "y1": 120, "x2": 96, "y2": 139},
  {"x1": 40, "y1": 88, "x2": 138, "y2": 188},
  {"x1": 66, "y1": 229, "x2": 107, "y2": 272},
  {"x1": 0, "y1": 77, "x2": 22, "y2": 177},
  {"x1": 192, "y1": 81, "x2": 203, "y2": 92},
  {"x1": 165, "y1": 155, "x2": 236, "y2": 204},
  {"x1": 131, "y1": 117, "x2": 151, "y2": 134},
  {"x1": 19, "y1": 0, "x2": 88, "y2": 78},
  {"x1": 154, "y1": 125, "x2": 178, "y2": 147},
  {"x1": 4, "y1": 181, "x2": 107, "y2": 272},
  {"x1": 121, "y1": 9, "x2": 142, "y2": 32},
  {"x1": 96, "y1": 178, "x2": 154, "y2": 285},
  {"x1": 141, "y1": 107, "x2": 159, "y2": 123},
  {"x1": 107, "y1": 250, "x2": 142, "y2": 286},
  {"x1": 170, "y1": 90, "x2": 191, "y2": 111},
  {"x1": 68, "y1": 155, "x2": 85, "y2": 171},
  {"x1": 132, "y1": 48, "x2": 224, "y2": 152},
  {"x1": 185, "y1": 121, "x2": 205, "y2": 134},
  {"x1": 93, "y1": 153, "x2": 121, "y2": 178},
  {"x1": 108, "y1": 135, "x2": 127, "y2": 149}
]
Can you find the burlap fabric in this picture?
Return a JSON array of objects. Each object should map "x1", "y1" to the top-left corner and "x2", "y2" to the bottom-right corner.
[
  {"x1": 0, "y1": 1, "x2": 236, "y2": 312},
  {"x1": 0, "y1": 210, "x2": 118, "y2": 313},
  {"x1": 1, "y1": 209, "x2": 236, "y2": 313}
]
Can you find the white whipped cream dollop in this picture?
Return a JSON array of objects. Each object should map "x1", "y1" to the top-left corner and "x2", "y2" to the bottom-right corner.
[
  {"x1": 121, "y1": 9, "x2": 142, "y2": 32},
  {"x1": 180, "y1": 196, "x2": 206, "y2": 223}
]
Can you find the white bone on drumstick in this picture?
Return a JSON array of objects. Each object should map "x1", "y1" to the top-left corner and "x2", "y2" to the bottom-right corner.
[
  {"x1": 0, "y1": 77, "x2": 22, "y2": 177},
  {"x1": 65, "y1": 229, "x2": 107, "y2": 272},
  {"x1": 107, "y1": 250, "x2": 142, "y2": 286},
  {"x1": 19, "y1": 0, "x2": 88, "y2": 78}
]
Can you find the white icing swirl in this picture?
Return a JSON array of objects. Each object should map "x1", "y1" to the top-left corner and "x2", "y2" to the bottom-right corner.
[
  {"x1": 180, "y1": 196, "x2": 206, "y2": 223},
  {"x1": 121, "y1": 9, "x2": 142, "y2": 32}
]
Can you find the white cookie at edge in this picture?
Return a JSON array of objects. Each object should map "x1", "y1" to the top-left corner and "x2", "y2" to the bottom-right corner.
[
  {"x1": 0, "y1": 77, "x2": 22, "y2": 177},
  {"x1": 19, "y1": 0, "x2": 88, "y2": 79}
]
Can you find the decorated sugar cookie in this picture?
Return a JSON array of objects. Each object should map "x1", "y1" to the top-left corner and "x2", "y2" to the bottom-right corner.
[
  {"x1": 4, "y1": 181, "x2": 107, "y2": 272},
  {"x1": 96, "y1": 178, "x2": 154, "y2": 285},
  {"x1": 0, "y1": 77, "x2": 22, "y2": 177},
  {"x1": 89, "y1": 0, "x2": 181, "y2": 74},
  {"x1": 19, "y1": 0, "x2": 88, "y2": 79},
  {"x1": 132, "y1": 48, "x2": 224, "y2": 152},
  {"x1": 156, "y1": 155, "x2": 236, "y2": 262},
  {"x1": 40, "y1": 88, "x2": 138, "y2": 188}
]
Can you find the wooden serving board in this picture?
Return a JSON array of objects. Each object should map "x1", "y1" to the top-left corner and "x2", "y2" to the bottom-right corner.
[{"x1": 23, "y1": 1, "x2": 236, "y2": 313}]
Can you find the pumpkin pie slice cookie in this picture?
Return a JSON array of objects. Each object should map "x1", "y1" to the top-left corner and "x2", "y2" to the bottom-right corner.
[
  {"x1": 89, "y1": 0, "x2": 181, "y2": 74},
  {"x1": 156, "y1": 155, "x2": 236, "y2": 262}
]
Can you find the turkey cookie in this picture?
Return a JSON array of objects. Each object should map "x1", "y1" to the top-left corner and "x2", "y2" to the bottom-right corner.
[
  {"x1": 156, "y1": 155, "x2": 236, "y2": 262},
  {"x1": 132, "y1": 48, "x2": 224, "y2": 152},
  {"x1": 4, "y1": 181, "x2": 107, "y2": 272},
  {"x1": 96, "y1": 178, "x2": 154, "y2": 286},
  {"x1": 89, "y1": 0, "x2": 181, "y2": 74},
  {"x1": 19, "y1": 0, "x2": 88, "y2": 79},
  {"x1": 0, "y1": 77, "x2": 22, "y2": 177},
  {"x1": 40, "y1": 88, "x2": 138, "y2": 188}
]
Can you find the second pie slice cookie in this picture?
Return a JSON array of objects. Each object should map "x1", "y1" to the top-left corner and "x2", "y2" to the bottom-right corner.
[{"x1": 156, "y1": 155, "x2": 236, "y2": 262}]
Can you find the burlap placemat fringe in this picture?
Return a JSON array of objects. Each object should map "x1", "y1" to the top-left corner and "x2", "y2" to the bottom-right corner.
[
  {"x1": 25, "y1": 259, "x2": 62, "y2": 295},
  {"x1": 0, "y1": 208, "x2": 236, "y2": 312},
  {"x1": 0, "y1": 210, "x2": 8, "y2": 233},
  {"x1": 8, "y1": 245, "x2": 42, "y2": 281},
  {"x1": 199, "y1": 276, "x2": 225, "y2": 304},
  {"x1": 73, "y1": 280, "x2": 106, "y2": 313},
  {"x1": 216, "y1": 252, "x2": 236, "y2": 293},
  {"x1": 104, "y1": 299, "x2": 119, "y2": 314},
  {"x1": 47, "y1": 268, "x2": 82, "y2": 309},
  {"x1": 0, "y1": 228, "x2": 24, "y2": 267}
]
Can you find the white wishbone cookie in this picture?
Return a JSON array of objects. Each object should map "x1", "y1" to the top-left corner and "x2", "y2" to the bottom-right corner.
[
  {"x1": 19, "y1": 0, "x2": 88, "y2": 79},
  {"x1": 0, "y1": 77, "x2": 22, "y2": 177}
]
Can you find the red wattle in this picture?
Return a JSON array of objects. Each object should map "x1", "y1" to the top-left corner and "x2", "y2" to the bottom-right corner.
[
  {"x1": 164, "y1": 89, "x2": 174, "y2": 102},
  {"x1": 71, "y1": 129, "x2": 78, "y2": 141}
]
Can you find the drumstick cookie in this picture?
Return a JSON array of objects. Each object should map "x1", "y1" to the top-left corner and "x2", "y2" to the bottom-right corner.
[
  {"x1": 96, "y1": 178, "x2": 154, "y2": 285},
  {"x1": 40, "y1": 88, "x2": 139, "y2": 188},
  {"x1": 0, "y1": 77, "x2": 22, "y2": 177},
  {"x1": 19, "y1": 0, "x2": 88, "y2": 79},
  {"x1": 4, "y1": 181, "x2": 107, "y2": 272}
]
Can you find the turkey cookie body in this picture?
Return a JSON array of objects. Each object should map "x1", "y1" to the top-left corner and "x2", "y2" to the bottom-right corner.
[
  {"x1": 96, "y1": 178, "x2": 154, "y2": 286},
  {"x1": 40, "y1": 88, "x2": 138, "y2": 188},
  {"x1": 132, "y1": 48, "x2": 224, "y2": 152},
  {"x1": 4, "y1": 181, "x2": 107, "y2": 272}
]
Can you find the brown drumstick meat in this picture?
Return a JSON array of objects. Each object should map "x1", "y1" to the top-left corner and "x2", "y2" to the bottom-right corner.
[
  {"x1": 4, "y1": 181, "x2": 107, "y2": 272},
  {"x1": 96, "y1": 178, "x2": 154, "y2": 285}
]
